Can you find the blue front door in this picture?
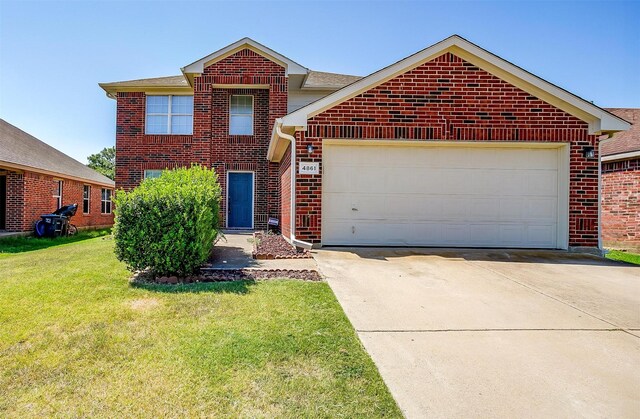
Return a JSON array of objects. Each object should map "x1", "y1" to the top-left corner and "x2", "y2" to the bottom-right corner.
[{"x1": 228, "y1": 172, "x2": 253, "y2": 228}]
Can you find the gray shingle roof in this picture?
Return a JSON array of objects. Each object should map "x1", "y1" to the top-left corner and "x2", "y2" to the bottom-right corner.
[
  {"x1": 99, "y1": 75, "x2": 189, "y2": 88},
  {"x1": 303, "y1": 71, "x2": 362, "y2": 89},
  {"x1": 0, "y1": 119, "x2": 115, "y2": 186},
  {"x1": 601, "y1": 108, "x2": 639, "y2": 157},
  {"x1": 99, "y1": 71, "x2": 363, "y2": 94}
]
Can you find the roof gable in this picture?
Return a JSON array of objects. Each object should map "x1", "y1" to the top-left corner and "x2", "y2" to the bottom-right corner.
[
  {"x1": 181, "y1": 37, "x2": 308, "y2": 78},
  {"x1": 279, "y1": 35, "x2": 630, "y2": 135}
]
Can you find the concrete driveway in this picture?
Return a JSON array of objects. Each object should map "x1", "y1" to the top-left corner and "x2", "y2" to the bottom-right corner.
[{"x1": 314, "y1": 248, "x2": 640, "y2": 418}]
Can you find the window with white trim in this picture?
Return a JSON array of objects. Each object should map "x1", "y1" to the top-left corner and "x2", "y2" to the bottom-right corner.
[
  {"x1": 229, "y1": 95, "x2": 253, "y2": 135},
  {"x1": 53, "y1": 180, "x2": 63, "y2": 209},
  {"x1": 83, "y1": 185, "x2": 90, "y2": 214},
  {"x1": 101, "y1": 189, "x2": 112, "y2": 214},
  {"x1": 144, "y1": 169, "x2": 163, "y2": 180},
  {"x1": 146, "y1": 95, "x2": 193, "y2": 135}
]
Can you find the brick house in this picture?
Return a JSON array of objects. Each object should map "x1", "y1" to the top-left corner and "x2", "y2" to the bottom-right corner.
[
  {"x1": 101, "y1": 36, "x2": 629, "y2": 252},
  {"x1": 601, "y1": 108, "x2": 639, "y2": 251},
  {"x1": 0, "y1": 119, "x2": 115, "y2": 232}
]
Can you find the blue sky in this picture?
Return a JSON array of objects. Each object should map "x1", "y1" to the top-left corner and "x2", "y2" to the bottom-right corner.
[{"x1": 1, "y1": 0, "x2": 638, "y2": 163}]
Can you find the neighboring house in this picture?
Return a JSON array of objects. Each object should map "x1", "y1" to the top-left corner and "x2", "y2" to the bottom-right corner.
[
  {"x1": 100, "y1": 35, "x2": 629, "y2": 252},
  {"x1": 0, "y1": 119, "x2": 115, "y2": 232},
  {"x1": 601, "y1": 108, "x2": 639, "y2": 251}
]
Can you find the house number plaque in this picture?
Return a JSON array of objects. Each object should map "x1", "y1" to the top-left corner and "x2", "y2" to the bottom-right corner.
[{"x1": 299, "y1": 162, "x2": 319, "y2": 175}]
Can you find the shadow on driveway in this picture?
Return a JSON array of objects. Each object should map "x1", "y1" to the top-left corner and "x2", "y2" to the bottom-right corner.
[{"x1": 320, "y1": 246, "x2": 631, "y2": 266}]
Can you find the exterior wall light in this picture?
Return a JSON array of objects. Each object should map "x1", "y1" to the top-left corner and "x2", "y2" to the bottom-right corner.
[
  {"x1": 307, "y1": 144, "x2": 315, "y2": 154},
  {"x1": 582, "y1": 146, "x2": 595, "y2": 159}
]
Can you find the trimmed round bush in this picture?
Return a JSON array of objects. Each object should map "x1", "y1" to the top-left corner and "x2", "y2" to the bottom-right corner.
[{"x1": 113, "y1": 166, "x2": 221, "y2": 276}]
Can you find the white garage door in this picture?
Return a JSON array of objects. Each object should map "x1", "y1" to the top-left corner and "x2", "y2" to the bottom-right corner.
[{"x1": 322, "y1": 142, "x2": 568, "y2": 248}]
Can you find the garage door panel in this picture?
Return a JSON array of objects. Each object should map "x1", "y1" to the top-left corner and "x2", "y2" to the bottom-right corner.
[
  {"x1": 323, "y1": 166, "x2": 353, "y2": 193},
  {"x1": 471, "y1": 171, "x2": 506, "y2": 195},
  {"x1": 353, "y1": 171, "x2": 387, "y2": 193},
  {"x1": 322, "y1": 143, "x2": 564, "y2": 248},
  {"x1": 323, "y1": 193, "x2": 353, "y2": 219},
  {"x1": 500, "y1": 172, "x2": 527, "y2": 195},
  {"x1": 439, "y1": 197, "x2": 468, "y2": 220},
  {"x1": 527, "y1": 225, "x2": 557, "y2": 246},
  {"x1": 526, "y1": 198, "x2": 557, "y2": 220},
  {"x1": 469, "y1": 224, "x2": 500, "y2": 244},
  {"x1": 386, "y1": 167, "x2": 425, "y2": 193},
  {"x1": 525, "y1": 149, "x2": 558, "y2": 169},
  {"x1": 527, "y1": 171, "x2": 558, "y2": 195},
  {"x1": 499, "y1": 199, "x2": 524, "y2": 219},
  {"x1": 500, "y1": 225, "x2": 526, "y2": 246},
  {"x1": 351, "y1": 195, "x2": 386, "y2": 219},
  {"x1": 468, "y1": 198, "x2": 500, "y2": 220}
]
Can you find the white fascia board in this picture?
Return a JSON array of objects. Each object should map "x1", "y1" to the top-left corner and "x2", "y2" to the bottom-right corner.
[
  {"x1": 281, "y1": 35, "x2": 630, "y2": 134},
  {"x1": 181, "y1": 37, "x2": 308, "y2": 76},
  {"x1": 601, "y1": 150, "x2": 640, "y2": 162}
]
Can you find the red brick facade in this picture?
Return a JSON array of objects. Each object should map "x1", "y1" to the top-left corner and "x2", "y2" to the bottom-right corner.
[
  {"x1": 115, "y1": 49, "x2": 286, "y2": 229},
  {"x1": 293, "y1": 52, "x2": 600, "y2": 247},
  {"x1": 2, "y1": 169, "x2": 114, "y2": 232},
  {"x1": 279, "y1": 144, "x2": 292, "y2": 238},
  {"x1": 602, "y1": 158, "x2": 640, "y2": 250}
]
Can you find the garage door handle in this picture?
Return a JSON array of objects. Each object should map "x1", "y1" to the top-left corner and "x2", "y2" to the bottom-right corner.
[{"x1": 351, "y1": 207, "x2": 358, "y2": 211}]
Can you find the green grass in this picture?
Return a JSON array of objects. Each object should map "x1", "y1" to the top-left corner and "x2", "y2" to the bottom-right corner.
[
  {"x1": 606, "y1": 250, "x2": 640, "y2": 265},
  {"x1": 0, "y1": 236, "x2": 400, "y2": 417},
  {"x1": 0, "y1": 228, "x2": 111, "y2": 254}
]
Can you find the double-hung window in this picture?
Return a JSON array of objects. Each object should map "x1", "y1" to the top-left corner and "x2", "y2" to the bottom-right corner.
[
  {"x1": 53, "y1": 180, "x2": 63, "y2": 209},
  {"x1": 83, "y1": 185, "x2": 91, "y2": 214},
  {"x1": 229, "y1": 95, "x2": 253, "y2": 135},
  {"x1": 101, "y1": 189, "x2": 112, "y2": 214},
  {"x1": 146, "y1": 95, "x2": 193, "y2": 134}
]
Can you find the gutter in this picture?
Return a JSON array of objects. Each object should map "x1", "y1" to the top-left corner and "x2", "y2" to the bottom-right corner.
[
  {"x1": 274, "y1": 120, "x2": 313, "y2": 250},
  {"x1": 601, "y1": 150, "x2": 640, "y2": 162},
  {"x1": 0, "y1": 161, "x2": 115, "y2": 189},
  {"x1": 598, "y1": 138, "x2": 603, "y2": 251}
]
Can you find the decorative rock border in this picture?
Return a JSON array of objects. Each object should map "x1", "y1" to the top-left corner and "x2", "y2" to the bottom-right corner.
[{"x1": 133, "y1": 268, "x2": 322, "y2": 284}]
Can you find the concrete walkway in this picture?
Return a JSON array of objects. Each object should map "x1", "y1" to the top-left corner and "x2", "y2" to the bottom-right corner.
[
  {"x1": 207, "y1": 231, "x2": 317, "y2": 270},
  {"x1": 314, "y1": 248, "x2": 640, "y2": 418}
]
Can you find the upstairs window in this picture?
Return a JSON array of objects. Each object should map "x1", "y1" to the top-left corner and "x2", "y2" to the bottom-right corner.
[
  {"x1": 101, "y1": 189, "x2": 112, "y2": 214},
  {"x1": 229, "y1": 95, "x2": 253, "y2": 135},
  {"x1": 83, "y1": 185, "x2": 90, "y2": 214},
  {"x1": 146, "y1": 95, "x2": 193, "y2": 135},
  {"x1": 53, "y1": 180, "x2": 63, "y2": 209}
]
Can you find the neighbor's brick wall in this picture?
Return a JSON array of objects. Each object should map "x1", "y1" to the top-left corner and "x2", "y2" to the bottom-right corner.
[
  {"x1": 115, "y1": 48, "x2": 287, "y2": 230},
  {"x1": 4, "y1": 171, "x2": 24, "y2": 231},
  {"x1": 294, "y1": 52, "x2": 600, "y2": 247},
  {"x1": 279, "y1": 144, "x2": 292, "y2": 238},
  {"x1": 3, "y1": 169, "x2": 114, "y2": 232},
  {"x1": 602, "y1": 158, "x2": 640, "y2": 250},
  {"x1": 60, "y1": 180, "x2": 115, "y2": 228},
  {"x1": 22, "y1": 171, "x2": 58, "y2": 231}
]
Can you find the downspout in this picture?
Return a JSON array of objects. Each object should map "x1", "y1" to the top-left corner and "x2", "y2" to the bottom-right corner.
[
  {"x1": 597, "y1": 133, "x2": 612, "y2": 255},
  {"x1": 275, "y1": 122, "x2": 313, "y2": 250}
]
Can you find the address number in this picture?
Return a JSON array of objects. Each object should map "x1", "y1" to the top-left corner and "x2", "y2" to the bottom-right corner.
[{"x1": 299, "y1": 162, "x2": 320, "y2": 174}]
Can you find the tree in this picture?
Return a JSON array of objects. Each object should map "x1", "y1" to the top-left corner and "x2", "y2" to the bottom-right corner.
[{"x1": 87, "y1": 146, "x2": 115, "y2": 180}]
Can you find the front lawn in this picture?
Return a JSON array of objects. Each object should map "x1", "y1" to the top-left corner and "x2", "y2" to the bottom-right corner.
[
  {"x1": 0, "y1": 236, "x2": 400, "y2": 417},
  {"x1": 606, "y1": 250, "x2": 640, "y2": 265}
]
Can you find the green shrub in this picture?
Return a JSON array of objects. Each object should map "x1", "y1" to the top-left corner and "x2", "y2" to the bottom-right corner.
[{"x1": 113, "y1": 166, "x2": 221, "y2": 276}]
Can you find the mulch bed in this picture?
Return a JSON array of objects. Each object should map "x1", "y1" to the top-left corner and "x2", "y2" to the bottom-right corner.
[
  {"x1": 133, "y1": 269, "x2": 321, "y2": 284},
  {"x1": 253, "y1": 232, "x2": 312, "y2": 259}
]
